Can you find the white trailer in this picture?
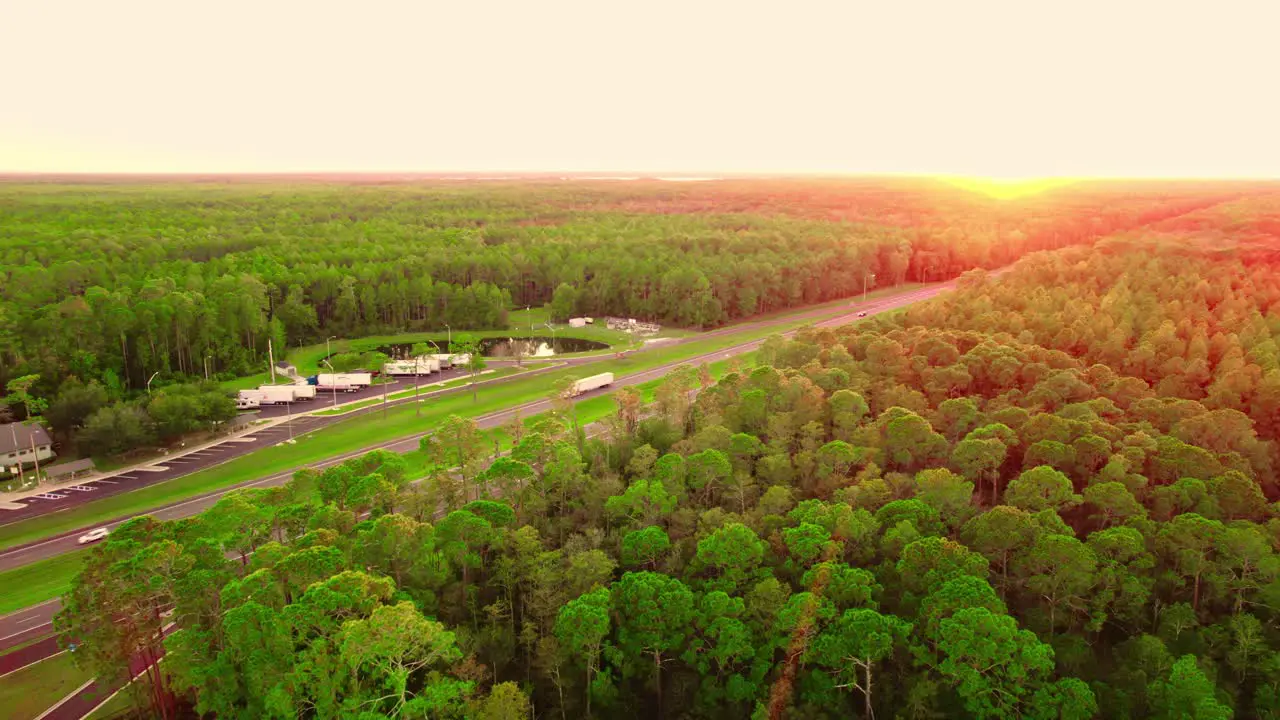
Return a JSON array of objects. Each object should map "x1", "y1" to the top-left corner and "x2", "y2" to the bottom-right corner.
[
  {"x1": 384, "y1": 359, "x2": 437, "y2": 376},
  {"x1": 432, "y1": 354, "x2": 454, "y2": 369},
  {"x1": 316, "y1": 372, "x2": 372, "y2": 388},
  {"x1": 290, "y1": 384, "x2": 317, "y2": 401},
  {"x1": 256, "y1": 385, "x2": 300, "y2": 404},
  {"x1": 236, "y1": 395, "x2": 261, "y2": 410},
  {"x1": 561, "y1": 372, "x2": 614, "y2": 399}
]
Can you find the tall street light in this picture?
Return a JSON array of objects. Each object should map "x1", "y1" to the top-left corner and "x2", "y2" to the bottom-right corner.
[
  {"x1": 445, "y1": 324, "x2": 451, "y2": 348},
  {"x1": 322, "y1": 359, "x2": 338, "y2": 408},
  {"x1": 863, "y1": 272, "x2": 876, "y2": 305},
  {"x1": 146, "y1": 371, "x2": 160, "y2": 396}
]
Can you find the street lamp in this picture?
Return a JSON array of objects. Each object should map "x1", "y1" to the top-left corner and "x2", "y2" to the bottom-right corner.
[
  {"x1": 445, "y1": 324, "x2": 451, "y2": 347},
  {"x1": 322, "y1": 359, "x2": 338, "y2": 408},
  {"x1": 204, "y1": 355, "x2": 212, "y2": 381},
  {"x1": 146, "y1": 371, "x2": 160, "y2": 396},
  {"x1": 284, "y1": 398, "x2": 295, "y2": 444},
  {"x1": 326, "y1": 336, "x2": 337, "y2": 363},
  {"x1": 544, "y1": 322, "x2": 557, "y2": 352},
  {"x1": 863, "y1": 272, "x2": 876, "y2": 304}
]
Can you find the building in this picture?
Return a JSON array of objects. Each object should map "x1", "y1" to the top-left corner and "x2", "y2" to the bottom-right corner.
[{"x1": 1, "y1": 422, "x2": 54, "y2": 469}]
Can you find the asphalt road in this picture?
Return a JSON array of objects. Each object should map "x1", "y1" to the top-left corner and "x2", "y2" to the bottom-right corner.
[
  {"x1": 0, "y1": 280, "x2": 964, "y2": 715},
  {"x1": 0, "y1": 280, "x2": 959, "y2": 591}
]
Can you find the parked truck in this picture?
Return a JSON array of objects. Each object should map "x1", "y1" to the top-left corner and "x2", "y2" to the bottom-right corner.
[
  {"x1": 432, "y1": 354, "x2": 454, "y2": 369},
  {"x1": 236, "y1": 394, "x2": 261, "y2": 410},
  {"x1": 561, "y1": 372, "x2": 614, "y2": 399},
  {"x1": 384, "y1": 358, "x2": 438, "y2": 376},
  {"x1": 256, "y1": 385, "x2": 300, "y2": 404},
  {"x1": 289, "y1": 384, "x2": 317, "y2": 400},
  {"x1": 311, "y1": 372, "x2": 373, "y2": 389}
]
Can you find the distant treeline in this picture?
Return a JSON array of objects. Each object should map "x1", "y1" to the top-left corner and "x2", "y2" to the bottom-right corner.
[{"x1": 0, "y1": 181, "x2": 1246, "y2": 406}]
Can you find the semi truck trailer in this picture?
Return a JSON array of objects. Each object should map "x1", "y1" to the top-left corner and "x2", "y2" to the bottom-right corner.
[
  {"x1": 561, "y1": 372, "x2": 614, "y2": 399},
  {"x1": 384, "y1": 358, "x2": 439, "y2": 376},
  {"x1": 310, "y1": 372, "x2": 373, "y2": 389}
]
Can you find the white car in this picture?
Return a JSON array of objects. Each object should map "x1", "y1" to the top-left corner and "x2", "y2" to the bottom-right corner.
[
  {"x1": 77, "y1": 528, "x2": 110, "y2": 545},
  {"x1": 857, "y1": 311, "x2": 868, "y2": 318}
]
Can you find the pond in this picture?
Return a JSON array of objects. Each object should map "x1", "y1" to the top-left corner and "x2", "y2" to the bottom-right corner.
[{"x1": 377, "y1": 336, "x2": 609, "y2": 359}]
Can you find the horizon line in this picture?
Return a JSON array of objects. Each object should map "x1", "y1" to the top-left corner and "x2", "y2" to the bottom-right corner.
[{"x1": 2, "y1": 171, "x2": 1279, "y2": 183}]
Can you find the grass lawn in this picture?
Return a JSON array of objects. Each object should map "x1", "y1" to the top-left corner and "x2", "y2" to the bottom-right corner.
[
  {"x1": 218, "y1": 284, "x2": 917, "y2": 392},
  {"x1": 219, "y1": 317, "x2": 634, "y2": 392},
  {"x1": 0, "y1": 648, "x2": 94, "y2": 720},
  {"x1": 85, "y1": 688, "x2": 136, "y2": 720},
  {"x1": 0, "y1": 551, "x2": 86, "y2": 616},
  {"x1": 312, "y1": 367, "x2": 526, "y2": 416},
  {"x1": 0, "y1": 356, "x2": 767, "y2": 612},
  {"x1": 0, "y1": 290, "x2": 875, "y2": 552}
]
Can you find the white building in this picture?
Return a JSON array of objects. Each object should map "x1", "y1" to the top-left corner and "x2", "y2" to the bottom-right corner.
[{"x1": 1, "y1": 422, "x2": 55, "y2": 469}]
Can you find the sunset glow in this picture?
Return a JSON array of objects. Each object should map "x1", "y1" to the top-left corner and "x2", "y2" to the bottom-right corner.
[{"x1": 3, "y1": 1, "x2": 1279, "y2": 178}]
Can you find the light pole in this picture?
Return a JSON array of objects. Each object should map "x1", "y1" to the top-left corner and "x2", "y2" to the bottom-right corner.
[
  {"x1": 527, "y1": 306, "x2": 532, "y2": 334},
  {"x1": 326, "y1": 336, "x2": 337, "y2": 363},
  {"x1": 146, "y1": 371, "x2": 160, "y2": 396},
  {"x1": 204, "y1": 355, "x2": 212, "y2": 381},
  {"x1": 863, "y1": 272, "x2": 876, "y2": 305},
  {"x1": 445, "y1": 324, "x2": 451, "y2": 348},
  {"x1": 322, "y1": 359, "x2": 338, "y2": 408},
  {"x1": 545, "y1": 322, "x2": 557, "y2": 353},
  {"x1": 284, "y1": 398, "x2": 295, "y2": 444}
]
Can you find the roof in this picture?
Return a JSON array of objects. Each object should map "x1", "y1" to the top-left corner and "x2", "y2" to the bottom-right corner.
[
  {"x1": 0, "y1": 422, "x2": 52, "y2": 455},
  {"x1": 44, "y1": 458, "x2": 95, "y2": 479}
]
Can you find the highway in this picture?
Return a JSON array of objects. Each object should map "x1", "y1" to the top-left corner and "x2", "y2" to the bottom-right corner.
[{"x1": 0, "y1": 279, "x2": 962, "y2": 657}]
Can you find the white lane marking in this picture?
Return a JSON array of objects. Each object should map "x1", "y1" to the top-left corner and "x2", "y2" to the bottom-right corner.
[{"x1": 34, "y1": 677, "x2": 97, "y2": 720}]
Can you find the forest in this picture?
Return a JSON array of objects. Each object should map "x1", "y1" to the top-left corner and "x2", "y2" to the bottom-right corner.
[
  {"x1": 0, "y1": 179, "x2": 1247, "y2": 402},
  {"x1": 56, "y1": 217, "x2": 1280, "y2": 719}
]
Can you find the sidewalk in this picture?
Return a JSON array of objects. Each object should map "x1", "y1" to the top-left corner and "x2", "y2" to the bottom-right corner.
[{"x1": 0, "y1": 416, "x2": 290, "y2": 510}]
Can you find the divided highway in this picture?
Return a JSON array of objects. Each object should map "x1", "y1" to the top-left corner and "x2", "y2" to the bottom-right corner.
[{"x1": 0, "y1": 279, "x2": 963, "y2": 658}]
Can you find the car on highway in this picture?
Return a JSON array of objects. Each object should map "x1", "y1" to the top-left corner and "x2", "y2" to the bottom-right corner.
[
  {"x1": 77, "y1": 528, "x2": 109, "y2": 545},
  {"x1": 857, "y1": 311, "x2": 868, "y2": 317}
]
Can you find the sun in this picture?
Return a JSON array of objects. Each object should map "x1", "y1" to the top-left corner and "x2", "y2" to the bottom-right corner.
[{"x1": 937, "y1": 175, "x2": 1080, "y2": 200}]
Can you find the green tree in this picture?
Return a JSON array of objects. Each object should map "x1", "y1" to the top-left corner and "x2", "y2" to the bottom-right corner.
[
  {"x1": 809, "y1": 608, "x2": 911, "y2": 718},
  {"x1": 937, "y1": 607, "x2": 1056, "y2": 719},
  {"x1": 555, "y1": 588, "x2": 611, "y2": 716},
  {"x1": 1146, "y1": 655, "x2": 1233, "y2": 720},
  {"x1": 1004, "y1": 466, "x2": 1082, "y2": 514}
]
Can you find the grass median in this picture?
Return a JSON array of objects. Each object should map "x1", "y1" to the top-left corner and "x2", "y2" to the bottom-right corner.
[
  {"x1": 0, "y1": 550, "x2": 87, "y2": 616},
  {"x1": 0, "y1": 287, "x2": 917, "y2": 553},
  {"x1": 1, "y1": 356, "x2": 757, "y2": 614},
  {"x1": 0, "y1": 651, "x2": 95, "y2": 720}
]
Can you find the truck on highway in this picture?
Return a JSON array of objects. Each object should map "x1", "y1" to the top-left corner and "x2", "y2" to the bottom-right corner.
[{"x1": 561, "y1": 372, "x2": 614, "y2": 399}]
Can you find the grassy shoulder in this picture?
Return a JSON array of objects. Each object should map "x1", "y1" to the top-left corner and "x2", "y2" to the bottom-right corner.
[
  {"x1": 0, "y1": 287, "x2": 911, "y2": 552},
  {"x1": 0, "y1": 551, "x2": 87, "y2": 615},
  {"x1": 85, "y1": 688, "x2": 135, "y2": 720},
  {"x1": 0, "y1": 646, "x2": 93, "y2": 720},
  {"x1": 312, "y1": 366, "x2": 527, "y2": 416},
  {"x1": 0, "y1": 356, "x2": 758, "y2": 614}
]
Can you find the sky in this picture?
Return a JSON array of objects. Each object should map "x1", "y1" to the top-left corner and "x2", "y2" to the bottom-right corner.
[{"x1": 3, "y1": 0, "x2": 1279, "y2": 178}]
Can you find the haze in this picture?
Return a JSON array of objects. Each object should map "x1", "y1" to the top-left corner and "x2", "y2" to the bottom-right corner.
[{"x1": 3, "y1": 0, "x2": 1278, "y2": 178}]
